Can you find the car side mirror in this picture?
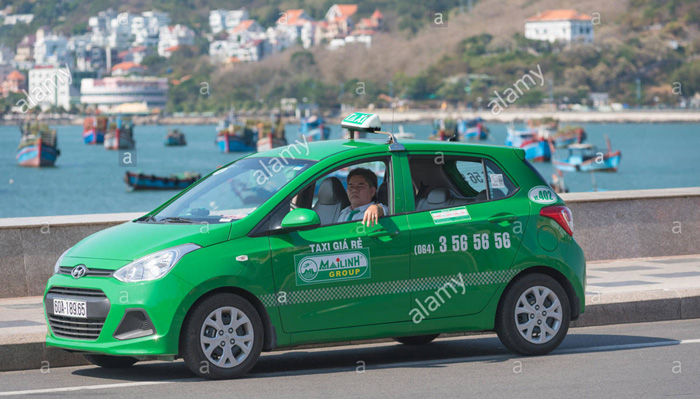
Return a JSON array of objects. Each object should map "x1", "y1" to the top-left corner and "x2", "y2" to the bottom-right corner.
[{"x1": 281, "y1": 208, "x2": 321, "y2": 230}]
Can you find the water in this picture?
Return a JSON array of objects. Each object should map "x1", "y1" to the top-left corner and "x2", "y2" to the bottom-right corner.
[{"x1": 1, "y1": 122, "x2": 699, "y2": 218}]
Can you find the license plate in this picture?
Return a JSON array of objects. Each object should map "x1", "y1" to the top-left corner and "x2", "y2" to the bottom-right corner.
[{"x1": 53, "y1": 298, "x2": 87, "y2": 319}]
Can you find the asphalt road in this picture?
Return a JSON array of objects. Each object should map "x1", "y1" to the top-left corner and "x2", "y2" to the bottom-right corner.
[{"x1": 1, "y1": 319, "x2": 699, "y2": 399}]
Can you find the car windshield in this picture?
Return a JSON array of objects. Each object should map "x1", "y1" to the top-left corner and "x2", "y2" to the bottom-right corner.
[{"x1": 147, "y1": 157, "x2": 315, "y2": 224}]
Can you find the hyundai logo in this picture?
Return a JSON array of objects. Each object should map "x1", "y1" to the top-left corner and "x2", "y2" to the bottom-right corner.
[{"x1": 71, "y1": 265, "x2": 87, "y2": 279}]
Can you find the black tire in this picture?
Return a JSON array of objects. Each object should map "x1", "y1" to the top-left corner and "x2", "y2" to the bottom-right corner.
[
  {"x1": 393, "y1": 334, "x2": 440, "y2": 345},
  {"x1": 181, "y1": 293, "x2": 264, "y2": 380},
  {"x1": 495, "y1": 273, "x2": 570, "y2": 356},
  {"x1": 83, "y1": 354, "x2": 138, "y2": 369}
]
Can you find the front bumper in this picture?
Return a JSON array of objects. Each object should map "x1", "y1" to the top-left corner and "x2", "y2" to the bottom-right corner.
[{"x1": 44, "y1": 270, "x2": 194, "y2": 356}]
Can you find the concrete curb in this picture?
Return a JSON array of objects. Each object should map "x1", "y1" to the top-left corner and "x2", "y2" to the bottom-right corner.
[{"x1": 3, "y1": 291, "x2": 700, "y2": 373}]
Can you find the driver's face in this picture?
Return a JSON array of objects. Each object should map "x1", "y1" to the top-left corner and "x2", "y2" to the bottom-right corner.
[{"x1": 347, "y1": 175, "x2": 375, "y2": 209}]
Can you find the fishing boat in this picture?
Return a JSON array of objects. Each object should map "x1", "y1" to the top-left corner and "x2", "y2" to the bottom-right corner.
[
  {"x1": 256, "y1": 116, "x2": 288, "y2": 152},
  {"x1": 299, "y1": 115, "x2": 330, "y2": 142},
  {"x1": 215, "y1": 117, "x2": 257, "y2": 153},
  {"x1": 82, "y1": 115, "x2": 107, "y2": 144},
  {"x1": 16, "y1": 122, "x2": 60, "y2": 167},
  {"x1": 104, "y1": 117, "x2": 135, "y2": 150},
  {"x1": 124, "y1": 171, "x2": 201, "y2": 191},
  {"x1": 256, "y1": 134, "x2": 288, "y2": 152},
  {"x1": 552, "y1": 136, "x2": 621, "y2": 172},
  {"x1": 164, "y1": 129, "x2": 186, "y2": 146},
  {"x1": 527, "y1": 118, "x2": 585, "y2": 149},
  {"x1": 505, "y1": 125, "x2": 551, "y2": 162},
  {"x1": 457, "y1": 117, "x2": 489, "y2": 140},
  {"x1": 430, "y1": 119, "x2": 459, "y2": 141}
]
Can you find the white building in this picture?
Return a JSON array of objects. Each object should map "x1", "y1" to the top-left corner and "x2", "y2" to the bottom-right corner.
[
  {"x1": 209, "y1": 9, "x2": 249, "y2": 34},
  {"x1": 158, "y1": 24, "x2": 195, "y2": 57},
  {"x1": 28, "y1": 66, "x2": 73, "y2": 110},
  {"x1": 228, "y1": 20, "x2": 266, "y2": 44},
  {"x1": 525, "y1": 9, "x2": 593, "y2": 43},
  {"x1": 209, "y1": 39, "x2": 264, "y2": 63},
  {"x1": 3, "y1": 14, "x2": 34, "y2": 25},
  {"x1": 33, "y1": 29, "x2": 70, "y2": 66},
  {"x1": 272, "y1": 9, "x2": 315, "y2": 50},
  {"x1": 80, "y1": 76, "x2": 168, "y2": 108}
]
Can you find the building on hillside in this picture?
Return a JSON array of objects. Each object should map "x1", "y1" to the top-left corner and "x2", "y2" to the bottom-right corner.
[
  {"x1": 33, "y1": 29, "x2": 70, "y2": 66},
  {"x1": 80, "y1": 76, "x2": 167, "y2": 109},
  {"x1": 229, "y1": 20, "x2": 266, "y2": 43},
  {"x1": 111, "y1": 61, "x2": 144, "y2": 76},
  {"x1": 525, "y1": 9, "x2": 593, "y2": 43},
  {"x1": 209, "y1": 39, "x2": 265, "y2": 63},
  {"x1": 15, "y1": 34, "x2": 36, "y2": 63},
  {"x1": 316, "y1": 4, "x2": 357, "y2": 43},
  {"x1": 272, "y1": 9, "x2": 315, "y2": 49},
  {"x1": 209, "y1": 9, "x2": 249, "y2": 34},
  {"x1": 3, "y1": 14, "x2": 34, "y2": 25},
  {"x1": 117, "y1": 46, "x2": 150, "y2": 65},
  {"x1": 1, "y1": 70, "x2": 26, "y2": 97},
  {"x1": 355, "y1": 9, "x2": 383, "y2": 32},
  {"x1": 158, "y1": 25, "x2": 195, "y2": 57},
  {"x1": 28, "y1": 66, "x2": 74, "y2": 110}
]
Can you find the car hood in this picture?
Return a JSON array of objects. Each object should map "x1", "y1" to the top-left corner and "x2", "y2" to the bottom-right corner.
[{"x1": 65, "y1": 221, "x2": 231, "y2": 264}]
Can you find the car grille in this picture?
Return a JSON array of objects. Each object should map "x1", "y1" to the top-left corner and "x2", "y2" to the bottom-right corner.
[
  {"x1": 47, "y1": 287, "x2": 109, "y2": 340},
  {"x1": 58, "y1": 266, "x2": 113, "y2": 277},
  {"x1": 47, "y1": 315, "x2": 105, "y2": 340}
]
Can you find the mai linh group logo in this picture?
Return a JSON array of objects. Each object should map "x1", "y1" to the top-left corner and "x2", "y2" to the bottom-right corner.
[{"x1": 295, "y1": 249, "x2": 371, "y2": 286}]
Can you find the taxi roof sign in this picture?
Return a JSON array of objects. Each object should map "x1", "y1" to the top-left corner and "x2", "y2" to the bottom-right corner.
[{"x1": 341, "y1": 112, "x2": 381, "y2": 132}]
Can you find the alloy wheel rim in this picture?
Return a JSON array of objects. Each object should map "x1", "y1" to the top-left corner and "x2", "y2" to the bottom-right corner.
[
  {"x1": 200, "y1": 306, "x2": 254, "y2": 368},
  {"x1": 514, "y1": 285, "x2": 563, "y2": 344}
]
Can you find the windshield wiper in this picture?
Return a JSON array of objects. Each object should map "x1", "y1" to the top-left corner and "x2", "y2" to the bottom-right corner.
[
  {"x1": 136, "y1": 215, "x2": 157, "y2": 222},
  {"x1": 157, "y1": 217, "x2": 195, "y2": 224}
]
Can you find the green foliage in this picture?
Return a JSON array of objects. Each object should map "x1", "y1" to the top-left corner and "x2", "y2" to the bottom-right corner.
[{"x1": 672, "y1": 60, "x2": 700, "y2": 96}]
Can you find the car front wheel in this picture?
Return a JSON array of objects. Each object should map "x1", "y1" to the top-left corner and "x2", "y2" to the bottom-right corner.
[
  {"x1": 495, "y1": 273, "x2": 570, "y2": 356},
  {"x1": 181, "y1": 293, "x2": 264, "y2": 379}
]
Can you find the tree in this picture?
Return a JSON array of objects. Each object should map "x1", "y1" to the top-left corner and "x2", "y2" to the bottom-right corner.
[{"x1": 672, "y1": 60, "x2": 700, "y2": 96}]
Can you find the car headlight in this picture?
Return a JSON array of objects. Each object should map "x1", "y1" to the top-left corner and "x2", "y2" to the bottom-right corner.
[
  {"x1": 113, "y1": 243, "x2": 200, "y2": 283},
  {"x1": 54, "y1": 248, "x2": 71, "y2": 275}
]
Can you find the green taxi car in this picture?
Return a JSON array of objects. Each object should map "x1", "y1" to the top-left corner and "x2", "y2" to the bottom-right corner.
[{"x1": 45, "y1": 113, "x2": 585, "y2": 379}]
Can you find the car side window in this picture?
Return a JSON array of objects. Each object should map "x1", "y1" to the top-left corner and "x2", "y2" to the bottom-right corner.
[
  {"x1": 409, "y1": 155, "x2": 516, "y2": 212},
  {"x1": 267, "y1": 157, "x2": 391, "y2": 231},
  {"x1": 484, "y1": 159, "x2": 517, "y2": 199}
]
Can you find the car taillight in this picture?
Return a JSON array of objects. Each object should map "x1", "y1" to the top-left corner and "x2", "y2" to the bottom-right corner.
[{"x1": 540, "y1": 205, "x2": 574, "y2": 236}]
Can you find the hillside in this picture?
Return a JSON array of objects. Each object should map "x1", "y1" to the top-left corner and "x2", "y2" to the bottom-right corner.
[{"x1": 1, "y1": 0, "x2": 699, "y2": 113}]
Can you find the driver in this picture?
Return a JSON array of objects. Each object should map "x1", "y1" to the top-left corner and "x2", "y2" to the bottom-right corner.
[{"x1": 337, "y1": 168, "x2": 388, "y2": 226}]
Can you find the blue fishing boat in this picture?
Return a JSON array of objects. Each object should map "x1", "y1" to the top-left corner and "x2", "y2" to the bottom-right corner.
[
  {"x1": 552, "y1": 137, "x2": 621, "y2": 172},
  {"x1": 215, "y1": 114, "x2": 257, "y2": 153},
  {"x1": 164, "y1": 129, "x2": 187, "y2": 146},
  {"x1": 16, "y1": 122, "x2": 60, "y2": 167},
  {"x1": 457, "y1": 117, "x2": 489, "y2": 140},
  {"x1": 82, "y1": 116, "x2": 107, "y2": 144},
  {"x1": 104, "y1": 117, "x2": 135, "y2": 150},
  {"x1": 505, "y1": 125, "x2": 551, "y2": 162},
  {"x1": 124, "y1": 171, "x2": 201, "y2": 191},
  {"x1": 299, "y1": 115, "x2": 330, "y2": 142}
]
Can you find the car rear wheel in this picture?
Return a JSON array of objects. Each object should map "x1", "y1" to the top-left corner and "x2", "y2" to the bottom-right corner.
[
  {"x1": 181, "y1": 293, "x2": 263, "y2": 380},
  {"x1": 83, "y1": 354, "x2": 138, "y2": 369},
  {"x1": 394, "y1": 334, "x2": 439, "y2": 345},
  {"x1": 495, "y1": 273, "x2": 570, "y2": 356}
]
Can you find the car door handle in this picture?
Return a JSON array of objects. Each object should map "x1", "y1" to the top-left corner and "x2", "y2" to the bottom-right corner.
[
  {"x1": 488, "y1": 214, "x2": 518, "y2": 224},
  {"x1": 367, "y1": 229, "x2": 399, "y2": 238}
]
